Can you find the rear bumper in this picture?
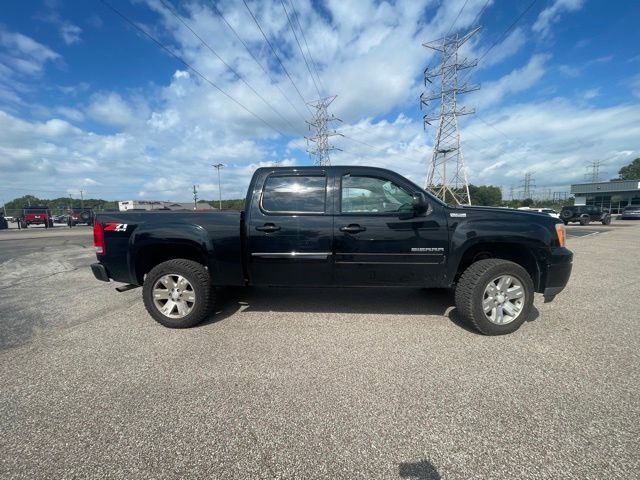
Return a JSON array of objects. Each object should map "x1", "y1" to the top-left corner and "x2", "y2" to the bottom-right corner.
[
  {"x1": 541, "y1": 247, "x2": 573, "y2": 301},
  {"x1": 91, "y1": 262, "x2": 110, "y2": 282}
]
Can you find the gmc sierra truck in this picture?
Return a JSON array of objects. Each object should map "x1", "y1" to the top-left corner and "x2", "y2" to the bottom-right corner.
[{"x1": 91, "y1": 166, "x2": 573, "y2": 335}]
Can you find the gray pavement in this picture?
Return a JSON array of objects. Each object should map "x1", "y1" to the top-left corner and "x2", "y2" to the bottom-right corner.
[{"x1": 1, "y1": 221, "x2": 639, "y2": 479}]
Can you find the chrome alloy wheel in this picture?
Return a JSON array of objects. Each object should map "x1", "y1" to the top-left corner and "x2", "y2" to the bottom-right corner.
[
  {"x1": 152, "y1": 274, "x2": 196, "y2": 319},
  {"x1": 482, "y1": 275, "x2": 525, "y2": 325}
]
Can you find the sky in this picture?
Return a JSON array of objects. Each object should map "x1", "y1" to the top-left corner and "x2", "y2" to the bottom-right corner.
[{"x1": 1, "y1": 0, "x2": 639, "y2": 203}]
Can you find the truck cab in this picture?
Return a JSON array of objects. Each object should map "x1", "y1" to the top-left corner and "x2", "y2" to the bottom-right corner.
[{"x1": 245, "y1": 166, "x2": 448, "y2": 287}]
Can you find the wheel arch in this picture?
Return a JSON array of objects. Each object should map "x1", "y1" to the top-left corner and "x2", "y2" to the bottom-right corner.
[
  {"x1": 454, "y1": 241, "x2": 542, "y2": 291},
  {"x1": 133, "y1": 241, "x2": 211, "y2": 285}
]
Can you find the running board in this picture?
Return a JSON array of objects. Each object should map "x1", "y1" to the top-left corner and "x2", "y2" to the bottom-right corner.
[{"x1": 115, "y1": 284, "x2": 140, "y2": 292}]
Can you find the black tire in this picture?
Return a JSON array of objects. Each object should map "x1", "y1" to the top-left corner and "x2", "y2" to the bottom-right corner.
[
  {"x1": 454, "y1": 259, "x2": 534, "y2": 335},
  {"x1": 579, "y1": 216, "x2": 589, "y2": 225},
  {"x1": 602, "y1": 216, "x2": 611, "y2": 225},
  {"x1": 142, "y1": 259, "x2": 214, "y2": 328},
  {"x1": 560, "y1": 209, "x2": 573, "y2": 220},
  {"x1": 563, "y1": 221, "x2": 568, "y2": 226}
]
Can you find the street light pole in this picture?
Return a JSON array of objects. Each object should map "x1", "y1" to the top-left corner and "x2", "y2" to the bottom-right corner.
[{"x1": 212, "y1": 163, "x2": 224, "y2": 210}]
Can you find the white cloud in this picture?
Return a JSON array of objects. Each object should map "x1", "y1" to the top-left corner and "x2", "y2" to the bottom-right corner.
[
  {"x1": 532, "y1": 0, "x2": 585, "y2": 38},
  {"x1": 0, "y1": 30, "x2": 60, "y2": 76},
  {"x1": 60, "y1": 22, "x2": 82, "y2": 45},
  {"x1": 55, "y1": 106, "x2": 84, "y2": 122},
  {"x1": 34, "y1": 10, "x2": 83, "y2": 45},
  {"x1": 86, "y1": 92, "x2": 136, "y2": 127},
  {"x1": 473, "y1": 54, "x2": 550, "y2": 109},
  {"x1": 461, "y1": 100, "x2": 640, "y2": 190}
]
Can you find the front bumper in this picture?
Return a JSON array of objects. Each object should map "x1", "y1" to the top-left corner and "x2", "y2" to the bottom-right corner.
[
  {"x1": 91, "y1": 262, "x2": 110, "y2": 282},
  {"x1": 541, "y1": 247, "x2": 573, "y2": 301}
]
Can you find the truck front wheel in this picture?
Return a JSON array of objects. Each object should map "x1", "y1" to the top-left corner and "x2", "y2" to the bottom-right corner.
[
  {"x1": 142, "y1": 259, "x2": 214, "y2": 328},
  {"x1": 454, "y1": 259, "x2": 534, "y2": 335}
]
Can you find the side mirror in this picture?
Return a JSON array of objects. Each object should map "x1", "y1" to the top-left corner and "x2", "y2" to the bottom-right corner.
[{"x1": 412, "y1": 192, "x2": 429, "y2": 213}]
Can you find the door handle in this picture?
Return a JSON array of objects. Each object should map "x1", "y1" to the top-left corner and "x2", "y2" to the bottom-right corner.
[
  {"x1": 340, "y1": 224, "x2": 366, "y2": 234},
  {"x1": 255, "y1": 223, "x2": 281, "y2": 233}
]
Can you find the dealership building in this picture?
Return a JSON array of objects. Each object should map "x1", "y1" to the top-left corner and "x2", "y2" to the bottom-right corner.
[{"x1": 571, "y1": 179, "x2": 640, "y2": 214}]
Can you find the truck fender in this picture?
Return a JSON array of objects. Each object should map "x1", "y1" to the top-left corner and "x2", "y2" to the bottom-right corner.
[{"x1": 128, "y1": 223, "x2": 217, "y2": 284}]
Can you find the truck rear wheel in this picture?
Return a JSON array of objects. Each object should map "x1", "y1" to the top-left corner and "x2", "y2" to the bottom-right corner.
[
  {"x1": 142, "y1": 259, "x2": 214, "y2": 328},
  {"x1": 454, "y1": 259, "x2": 534, "y2": 335}
]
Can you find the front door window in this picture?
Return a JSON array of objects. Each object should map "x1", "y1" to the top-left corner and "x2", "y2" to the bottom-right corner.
[{"x1": 341, "y1": 175, "x2": 413, "y2": 214}]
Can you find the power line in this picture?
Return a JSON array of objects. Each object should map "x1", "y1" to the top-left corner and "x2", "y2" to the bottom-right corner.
[
  {"x1": 287, "y1": 0, "x2": 326, "y2": 96},
  {"x1": 159, "y1": 0, "x2": 302, "y2": 135},
  {"x1": 477, "y1": 0, "x2": 537, "y2": 62},
  {"x1": 241, "y1": 0, "x2": 313, "y2": 114},
  {"x1": 99, "y1": 0, "x2": 286, "y2": 137},
  {"x1": 458, "y1": 0, "x2": 537, "y2": 87},
  {"x1": 470, "y1": 0, "x2": 492, "y2": 27},
  {"x1": 280, "y1": 0, "x2": 322, "y2": 99},
  {"x1": 445, "y1": 0, "x2": 470, "y2": 38},
  {"x1": 208, "y1": 0, "x2": 308, "y2": 124},
  {"x1": 338, "y1": 134, "x2": 386, "y2": 153}
]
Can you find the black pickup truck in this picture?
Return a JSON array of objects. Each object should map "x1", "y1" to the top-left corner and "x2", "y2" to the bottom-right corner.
[{"x1": 91, "y1": 166, "x2": 572, "y2": 335}]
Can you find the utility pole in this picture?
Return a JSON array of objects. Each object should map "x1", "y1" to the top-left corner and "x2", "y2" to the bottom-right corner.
[
  {"x1": 421, "y1": 27, "x2": 480, "y2": 205},
  {"x1": 509, "y1": 186, "x2": 515, "y2": 201},
  {"x1": 520, "y1": 172, "x2": 536, "y2": 200},
  {"x1": 585, "y1": 160, "x2": 602, "y2": 182},
  {"x1": 80, "y1": 189, "x2": 84, "y2": 210},
  {"x1": 305, "y1": 95, "x2": 342, "y2": 166},
  {"x1": 212, "y1": 163, "x2": 224, "y2": 210},
  {"x1": 192, "y1": 185, "x2": 198, "y2": 210}
]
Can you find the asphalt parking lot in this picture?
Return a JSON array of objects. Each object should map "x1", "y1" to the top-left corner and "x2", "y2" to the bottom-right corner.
[{"x1": 1, "y1": 221, "x2": 639, "y2": 479}]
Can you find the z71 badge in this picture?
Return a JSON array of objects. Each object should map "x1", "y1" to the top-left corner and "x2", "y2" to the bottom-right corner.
[{"x1": 104, "y1": 223, "x2": 128, "y2": 232}]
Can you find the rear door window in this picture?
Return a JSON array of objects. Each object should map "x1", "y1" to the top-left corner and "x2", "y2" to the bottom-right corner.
[{"x1": 261, "y1": 175, "x2": 326, "y2": 213}]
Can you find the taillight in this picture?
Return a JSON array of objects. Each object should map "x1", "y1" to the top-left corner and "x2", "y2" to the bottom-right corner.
[
  {"x1": 93, "y1": 222, "x2": 105, "y2": 255},
  {"x1": 555, "y1": 223, "x2": 566, "y2": 247}
]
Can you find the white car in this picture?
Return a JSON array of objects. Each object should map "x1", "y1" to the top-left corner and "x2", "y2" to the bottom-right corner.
[{"x1": 517, "y1": 207, "x2": 560, "y2": 219}]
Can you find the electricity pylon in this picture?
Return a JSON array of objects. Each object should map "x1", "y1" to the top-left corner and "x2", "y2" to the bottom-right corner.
[
  {"x1": 421, "y1": 27, "x2": 480, "y2": 205},
  {"x1": 585, "y1": 160, "x2": 602, "y2": 182},
  {"x1": 520, "y1": 171, "x2": 535, "y2": 199},
  {"x1": 305, "y1": 95, "x2": 342, "y2": 166}
]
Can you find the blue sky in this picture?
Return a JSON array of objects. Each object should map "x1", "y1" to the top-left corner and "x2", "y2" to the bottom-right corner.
[{"x1": 1, "y1": 0, "x2": 639, "y2": 202}]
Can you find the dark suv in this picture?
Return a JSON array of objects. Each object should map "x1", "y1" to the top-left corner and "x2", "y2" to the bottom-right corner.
[{"x1": 560, "y1": 205, "x2": 611, "y2": 225}]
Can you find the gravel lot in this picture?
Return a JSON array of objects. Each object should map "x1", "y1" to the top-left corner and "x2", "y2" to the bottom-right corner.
[{"x1": 1, "y1": 222, "x2": 639, "y2": 479}]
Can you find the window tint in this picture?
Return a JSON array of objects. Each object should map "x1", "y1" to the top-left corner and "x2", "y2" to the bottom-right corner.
[
  {"x1": 341, "y1": 175, "x2": 413, "y2": 213},
  {"x1": 262, "y1": 175, "x2": 326, "y2": 213}
]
